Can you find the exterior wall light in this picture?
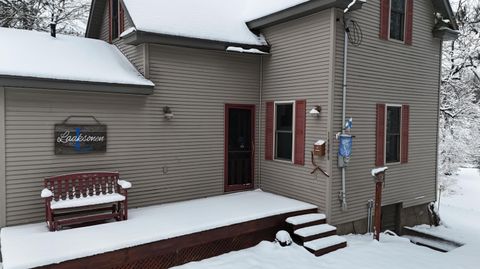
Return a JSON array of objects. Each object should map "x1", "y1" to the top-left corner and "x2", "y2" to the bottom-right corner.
[
  {"x1": 163, "y1": 106, "x2": 174, "y2": 120},
  {"x1": 309, "y1": 105, "x2": 321, "y2": 117}
]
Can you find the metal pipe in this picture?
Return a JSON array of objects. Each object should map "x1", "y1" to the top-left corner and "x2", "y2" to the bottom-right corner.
[
  {"x1": 339, "y1": 0, "x2": 359, "y2": 212},
  {"x1": 340, "y1": 29, "x2": 348, "y2": 211}
]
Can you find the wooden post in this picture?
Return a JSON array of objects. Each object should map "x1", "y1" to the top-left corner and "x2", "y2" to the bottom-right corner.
[{"x1": 373, "y1": 171, "x2": 386, "y2": 241}]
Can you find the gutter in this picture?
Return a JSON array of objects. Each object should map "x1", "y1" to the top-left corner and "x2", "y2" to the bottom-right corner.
[
  {"x1": 122, "y1": 30, "x2": 271, "y2": 53},
  {"x1": 247, "y1": 0, "x2": 365, "y2": 30}
]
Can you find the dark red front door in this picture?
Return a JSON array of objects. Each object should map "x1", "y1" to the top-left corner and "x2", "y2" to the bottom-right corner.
[{"x1": 224, "y1": 104, "x2": 255, "y2": 192}]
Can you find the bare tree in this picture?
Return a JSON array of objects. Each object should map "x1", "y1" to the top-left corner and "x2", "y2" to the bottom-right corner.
[
  {"x1": 439, "y1": 0, "x2": 480, "y2": 181},
  {"x1": 0, "y1": 0, "x2": 91, "y2": 36}
]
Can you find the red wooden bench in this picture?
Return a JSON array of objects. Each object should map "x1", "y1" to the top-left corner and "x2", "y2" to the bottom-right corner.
[{"x1": 41, "y1": 171, "x2": 131, "y2": 231}]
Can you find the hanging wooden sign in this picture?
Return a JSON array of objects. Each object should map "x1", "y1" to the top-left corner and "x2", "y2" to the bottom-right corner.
[{"x1": 54, "y1": 116, "x2": 107, "y2": 155}]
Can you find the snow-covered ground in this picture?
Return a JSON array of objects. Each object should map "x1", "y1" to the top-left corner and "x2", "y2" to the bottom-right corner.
[{"x1": 174, "y1": 168, "x2": 480, "y2": 269}]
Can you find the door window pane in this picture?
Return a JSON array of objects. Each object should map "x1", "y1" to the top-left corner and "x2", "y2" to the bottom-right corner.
[
  {"x1": 275, "y1": 103, "x2": 293, "y2": 161},
  {"x1": 386, "y1": 106, "x2": 401, "y2": 163}
]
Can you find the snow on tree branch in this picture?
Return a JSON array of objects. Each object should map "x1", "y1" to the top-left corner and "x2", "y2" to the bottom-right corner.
[{"x1": 0, "y1": 0, "x2": 90, "y2": 36}]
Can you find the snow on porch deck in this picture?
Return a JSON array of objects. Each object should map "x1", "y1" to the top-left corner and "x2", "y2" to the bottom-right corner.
[{"x1": 0, "y1": 190, "x2": 316, "y2": 269}]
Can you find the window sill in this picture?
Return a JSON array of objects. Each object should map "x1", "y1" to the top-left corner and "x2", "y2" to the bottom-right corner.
[{"x1": 272, "y1": 158, "x2": 294, "y2": 165}]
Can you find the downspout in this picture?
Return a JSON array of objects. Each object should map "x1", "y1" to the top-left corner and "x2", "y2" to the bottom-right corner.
[{"x1": 340, "y1": 0, "x2": 359, "y2": 211}]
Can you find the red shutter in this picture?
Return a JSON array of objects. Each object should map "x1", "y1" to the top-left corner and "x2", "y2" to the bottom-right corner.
[
  {"x1": 265, "y1": 102, "x2": 274, "y2": 161},
  {"x1": 401, "y1": 104, "x2": 410, "y2": 163},
  {"x1": 405, "y1": 0, "x2": 414, "y2": 45},
  {"x1": 294, "y1": 100, "x2": 306, "y2": 165},
  {"x1": 119, "y1": 4, "x2": 125, "y2": 34},
  {"x1": 376, "y1": 104, "x2": 386, "y2": 167},
  {"x1": 379, "y1": 0, "x2": 390, "y2": 40}
]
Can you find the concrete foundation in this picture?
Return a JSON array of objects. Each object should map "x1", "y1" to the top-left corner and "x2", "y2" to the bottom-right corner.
[{"x1": 335, "y1": 203, "x2": 432, "y2": 235}]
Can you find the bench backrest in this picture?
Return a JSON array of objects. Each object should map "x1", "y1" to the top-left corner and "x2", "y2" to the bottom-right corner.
[{"x1": 44, "y1": 172, "x2": 120, "y2": 201}]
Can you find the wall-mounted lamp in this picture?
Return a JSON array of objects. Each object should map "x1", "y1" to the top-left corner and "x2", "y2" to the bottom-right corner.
[
  {"x1": 163, "y1": 106, "x2": 174, "y2": 120},
  {"x1": 309, "y1": 105, "x2": 321, "y2": 117}
]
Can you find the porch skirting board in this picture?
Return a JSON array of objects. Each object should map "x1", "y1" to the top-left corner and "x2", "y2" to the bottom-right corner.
[{"x1": 34, "y1": 208, "x2": 317, "y2": 269}]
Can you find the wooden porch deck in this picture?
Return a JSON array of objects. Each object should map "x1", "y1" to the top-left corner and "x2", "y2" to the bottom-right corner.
[{"x1": 1, "y1": 191, "x2": 318, "y2": 269}]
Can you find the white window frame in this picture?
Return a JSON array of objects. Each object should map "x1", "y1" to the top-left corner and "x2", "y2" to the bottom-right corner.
[
  {"x1": 384, "y1": 104, "x2": 403, "y2": 164},
  {"x1": 273, "y1": 101, "x2": 295, "y2": 163},
  {"x1": 387, "y1": 0, "x2": 407, "y2": 43}
]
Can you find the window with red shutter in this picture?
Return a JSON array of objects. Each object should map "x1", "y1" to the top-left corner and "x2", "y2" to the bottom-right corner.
[
  {"x1": 294, "y1": 100, "x2": 306, "y2": 165},
  {"x1": 274, "y1": 102, "x2": 294, "y2": 161},
  {"x1": 379, "y1": 0, "x2": 414, "y2": 45},
  {"x1": 377, "y1": 104, "x2": 410, "y2": 166}
]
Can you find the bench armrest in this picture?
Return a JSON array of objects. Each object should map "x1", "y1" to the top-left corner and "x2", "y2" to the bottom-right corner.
[
  {"x1": 117, "y1": 179, "x2": 132, "y2": 190},
  {"x1": 41, "y1": 188, "x2": 53, "y2": 198}
]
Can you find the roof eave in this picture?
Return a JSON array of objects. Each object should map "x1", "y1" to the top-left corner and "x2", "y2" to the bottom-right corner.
[
  {"x1": 0, "y1": 75, "x2": 154, "y2": 95},
  {"x1": 433, "y1": 27, "x2": 460, "y2": 41},
  {"x1": 432, "y1": 0, "x2": 459, "y2": 30},
  {"x1": 122, "y1": 30, "x2": 271, "y2": 53},
  {"x1": 247, "y1": 0, "x2": 366, "y2": 30}
]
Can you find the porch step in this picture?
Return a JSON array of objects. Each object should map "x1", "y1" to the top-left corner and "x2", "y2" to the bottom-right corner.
[
  {"x1": 294, "y1": 224, "x2": 337, "y2": 243},
  {"x1": 304, "y1": 235, "x2": 347, "y2": 256},
  {"x1": 285, "y1": 213, "x2": 346, "y2": 256},
  {"x1": 285, "y1": 213, "x2": 326, "y2": 230}
]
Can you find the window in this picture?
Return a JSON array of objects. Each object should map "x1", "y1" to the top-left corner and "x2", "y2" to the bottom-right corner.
[
  {"x1": 110, "y1": 0, "x2": 120, "y2": 40},
  {"x1": 275, "y1": 102, "x2": 294, "y2": 161},
  {"x1": 389, "y1": 0, "x2": 405, "y2": 41},
  {"x1": 386, "y1": 106, "x2": 401, "y2": 163}
]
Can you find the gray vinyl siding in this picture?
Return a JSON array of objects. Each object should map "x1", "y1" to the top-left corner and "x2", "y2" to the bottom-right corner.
[
  {"x1": 99, "y1": 1, "x2": 110, "y2": 42},
  {"x1": 259, "y1": 9, "x2": 335, "y2": 214},
  {"x1": 329, "y1": 1, "x2": 441, "y2": 224},
  {"x1": 4, "y1": 46, "x2": 260, "y2": 225}
]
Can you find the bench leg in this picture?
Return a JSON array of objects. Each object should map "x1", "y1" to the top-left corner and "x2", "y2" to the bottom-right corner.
[
  {"x1": 46, "y1": 204, "x2": 55, "y2": 232},
  {"x1": 123, "y1": 197, "x2": 128, "y2": 221}
]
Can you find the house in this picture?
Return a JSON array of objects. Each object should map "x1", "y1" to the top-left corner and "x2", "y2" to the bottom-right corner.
[{"x1": 0, "y1": 0, "x2": 457, "y2": 238}]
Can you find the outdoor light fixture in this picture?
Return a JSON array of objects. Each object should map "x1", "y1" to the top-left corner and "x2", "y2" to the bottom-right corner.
[
  {"x1": 163, "y1": 106, "x2": 174, "y2": 120},
  {"x1": 309, "y1": 105, "x2": 321, "y2": 117}
]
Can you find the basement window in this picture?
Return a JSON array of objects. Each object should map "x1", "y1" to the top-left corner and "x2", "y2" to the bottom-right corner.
[
  {"x1": 275, "y1": 102, "x2": 294, "y2": 162},
  {"x1": 390, "y1": 0, "x2": 406, "y2": 41}
]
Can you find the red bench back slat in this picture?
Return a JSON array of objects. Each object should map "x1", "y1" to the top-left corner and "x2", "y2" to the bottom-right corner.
[{"x1": 44, "y1": 172, "x2": 120, "y2": 202}]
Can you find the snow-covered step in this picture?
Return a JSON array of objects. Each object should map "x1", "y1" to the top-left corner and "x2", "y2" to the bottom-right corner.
[
  {"x1": 304, "y1": 235, "x2": 347, "y2": 257},
  {"x1": 294, "y1": 224, "x2": 337, "y2": 243},
  {"x1": 285, "y1": 213, "x2": 326, "y2": 230}
]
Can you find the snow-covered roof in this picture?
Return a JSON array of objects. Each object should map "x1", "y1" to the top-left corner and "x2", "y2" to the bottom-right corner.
[
  {"x1": 122, "y1": 0, "x2": 310, "y2": 46},
  {"x1": 0, "y1": 27, "x2": 154, "y2": 87}
]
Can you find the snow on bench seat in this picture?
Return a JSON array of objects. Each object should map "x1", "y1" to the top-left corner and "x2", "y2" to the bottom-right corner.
[
  {"x1": 294, "y1": 224, "x2": 336, "y2": 238},
  {"x1": 286, "y1": 213, "x2": 326, "y2": 225},
  {"x1": 50, "y1": 193, "x2": 126, "y2": 210},
  {"x1": 0, "y1": 190, "x2": 316, "y2": 269},
  {"x1": 304, "y1": 235, "x2": 347, "y2": 252}
]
